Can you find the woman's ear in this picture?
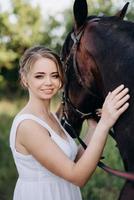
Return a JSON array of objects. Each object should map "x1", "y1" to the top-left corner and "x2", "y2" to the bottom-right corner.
[
  {"x1": 58, "y1": 81, "x2": 62, "y2": 90},
  {"x1": 21, "y1": 73, "x2": 29, "y2": 88}
]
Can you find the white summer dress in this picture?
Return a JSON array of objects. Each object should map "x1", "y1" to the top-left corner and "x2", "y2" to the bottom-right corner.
[{"x1": 9, "y1": 113, "x2": 82, "y2": 200}]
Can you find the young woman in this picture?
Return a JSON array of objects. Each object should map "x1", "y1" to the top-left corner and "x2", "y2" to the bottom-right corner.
[{"x1": 9, "y1": 45, "x2": 130, "y2": 200}]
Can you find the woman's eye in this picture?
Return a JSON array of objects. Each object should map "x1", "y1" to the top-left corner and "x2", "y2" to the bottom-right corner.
[
  {"x1": 35, "y1": 75, "x2": 44, "y2": 79},
  {"x1": 52, "y1": 74, "x2": 59, "y2": 78}
]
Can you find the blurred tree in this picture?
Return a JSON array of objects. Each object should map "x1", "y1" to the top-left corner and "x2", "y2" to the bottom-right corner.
[
  {"x1": 0, "y1": 0, "x2": 44, "y2": 96},
  {"x1": 42, "y1": 15, "x2": 64, "y2": 53},
  {"x1": 86, "y1": 0, "x2": 134, "y2": 19}
]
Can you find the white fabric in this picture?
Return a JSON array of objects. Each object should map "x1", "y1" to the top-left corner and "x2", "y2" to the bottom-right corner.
[{"x1": 9, "y1": 113, "x2": 82, "y2": 200}]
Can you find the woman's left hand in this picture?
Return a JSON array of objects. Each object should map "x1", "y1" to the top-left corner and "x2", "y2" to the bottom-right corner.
[{"x1": 99, "y1": 84, "x2": 130, "y2": 129}]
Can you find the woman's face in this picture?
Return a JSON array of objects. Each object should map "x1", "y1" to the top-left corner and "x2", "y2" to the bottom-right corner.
[{"x1": 25, "y1": 57, "x2": 61, "y2": 100}]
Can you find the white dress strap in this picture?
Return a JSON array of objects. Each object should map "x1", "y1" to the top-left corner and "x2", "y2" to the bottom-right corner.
[{"x1": 9, "y1": 114, "x2": 54, "y2": 150}]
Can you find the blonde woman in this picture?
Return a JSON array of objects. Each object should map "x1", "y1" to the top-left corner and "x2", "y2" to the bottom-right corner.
[{"x1": 10, "y1": 45, "x2": 129, "y2": 200}]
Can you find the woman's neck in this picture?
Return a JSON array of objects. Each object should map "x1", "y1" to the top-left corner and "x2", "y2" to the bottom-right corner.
[{"x1": 23, "y1": 96, "x2": 52, "y2": 117}]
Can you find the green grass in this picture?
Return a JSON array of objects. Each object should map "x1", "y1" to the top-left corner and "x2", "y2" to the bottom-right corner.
[
  {"x1": 0, "y1": 97, "x2": 125, "y2": 200},
  {"x1": 0, "y1": 113, "x2": 17, "y2": 200}
]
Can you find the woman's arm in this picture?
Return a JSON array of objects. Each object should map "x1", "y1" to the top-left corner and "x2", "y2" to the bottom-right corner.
[
  {"x1": 75, "y1": 119, "x2": 98, "y2": 161},
  {"x1": 73, "y1": 85, "x2": 129, "y2": 185},
  {"x1": 18, "y1": 85, "x2": 129, "y2": 187}
]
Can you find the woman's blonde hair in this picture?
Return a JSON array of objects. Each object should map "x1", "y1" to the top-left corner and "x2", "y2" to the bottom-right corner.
[{"x1": 19, "y1": 45, "x2": 64, "y2": 89}]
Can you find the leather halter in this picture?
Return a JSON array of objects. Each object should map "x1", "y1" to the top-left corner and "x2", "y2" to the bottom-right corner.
[
  {"x1": 60, "y1": 18, "x2": 134, "y2": 181},
  {"x1": 61, "y1": 18, "x2": 101, "y2": 121}
]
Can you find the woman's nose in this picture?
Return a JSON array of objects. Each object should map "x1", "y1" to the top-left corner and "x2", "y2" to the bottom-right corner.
[{"x1": 44, "y1": 76, "x2": 52, "y2": 85}]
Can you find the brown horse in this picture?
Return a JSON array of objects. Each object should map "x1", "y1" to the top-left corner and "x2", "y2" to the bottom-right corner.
[{"x1": 57, "y1": 0, "x2": 134, "y2": 199}]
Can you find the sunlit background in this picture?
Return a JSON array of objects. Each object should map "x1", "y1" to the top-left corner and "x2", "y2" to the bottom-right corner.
[
  {"x1": 0, "y1": 0, "x2": 72, "y2": 16},
  {"x1": 0, "y1": 0, "x2": 134, "y2": 199}
]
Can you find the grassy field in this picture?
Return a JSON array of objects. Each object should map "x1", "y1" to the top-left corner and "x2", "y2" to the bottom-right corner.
[{"x1": 0, "y1": 97, "x2": 125, "y2": 200}]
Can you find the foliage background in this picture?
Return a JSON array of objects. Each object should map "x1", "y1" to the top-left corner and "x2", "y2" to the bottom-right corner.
[{"x1": 0, "y1": 0, "x2": 134, "y2": 199}]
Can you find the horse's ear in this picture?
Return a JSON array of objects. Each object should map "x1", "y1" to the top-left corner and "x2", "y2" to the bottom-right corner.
[
  {"x1": 115, "y1": 2, "x2": 129, "y2": 20},
  {"x1": 73, "y1": 0, "x2": 88, "y2": 30}
]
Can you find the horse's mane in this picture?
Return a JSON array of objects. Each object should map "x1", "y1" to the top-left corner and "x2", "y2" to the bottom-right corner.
[
  {"x1": 96, "y1": 16, "x2": 134, "y2": 42},
  {"x1": 60, "y1": 30, "x2": 73, "y2": 61}
]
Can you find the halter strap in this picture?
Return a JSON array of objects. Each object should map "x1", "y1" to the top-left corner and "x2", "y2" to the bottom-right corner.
[{"x1": 62, "y1": 18, "x2": 102, "y2": 120}]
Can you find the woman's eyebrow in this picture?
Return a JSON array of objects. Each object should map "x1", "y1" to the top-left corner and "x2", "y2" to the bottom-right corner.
[
  {"x1": 34, "y1": 72, "x2": 46, "y2": 74},
  {"x1": 34, "y1": 71, "x2": 58, "y2": 74},
  {"x1": 51, "y1": 72, "x2": 59, "y2": 74}
]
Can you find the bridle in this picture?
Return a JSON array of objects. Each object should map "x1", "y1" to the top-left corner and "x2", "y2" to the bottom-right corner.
[
  {"x1": 60, "y1": 17, "x2": 134, "y2": 181},
  {"x1": 61, "y1": 18, "x2": 101, "y2": 124}
]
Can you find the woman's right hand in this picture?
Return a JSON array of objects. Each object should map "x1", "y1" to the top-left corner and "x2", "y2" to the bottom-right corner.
[{"x1": 99, "y1": 84, "x2": 130, "y2": 129}]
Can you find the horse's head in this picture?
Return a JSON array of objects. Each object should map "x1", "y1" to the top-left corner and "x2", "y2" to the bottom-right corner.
[{"x1": 57, "y1": 0, "x2": 130, "y2": 137}]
